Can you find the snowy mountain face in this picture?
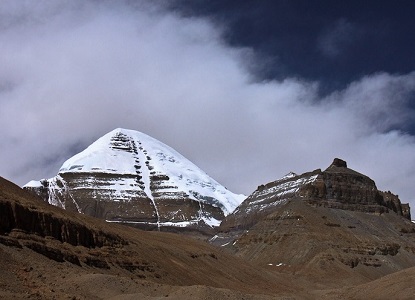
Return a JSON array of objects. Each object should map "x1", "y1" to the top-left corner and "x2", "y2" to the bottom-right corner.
[{"x1": 24, "y1": 128, "x2": 245, "y2": 230}]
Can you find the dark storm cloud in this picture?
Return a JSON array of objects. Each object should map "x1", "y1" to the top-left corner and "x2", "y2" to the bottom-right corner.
[{"x1": 1, "y1": 0, "x2": 415, "y2": 208}]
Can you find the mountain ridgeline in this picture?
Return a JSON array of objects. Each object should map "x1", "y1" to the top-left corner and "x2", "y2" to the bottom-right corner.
[
  {"x1": 221, "y1": 158, "x2": 410, "y2": 231},
  {"x1": 23, "y1": 129, "x2": 411, "y2": 238}
]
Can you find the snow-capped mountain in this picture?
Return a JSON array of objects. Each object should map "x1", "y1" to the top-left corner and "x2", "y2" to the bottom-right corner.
[{"x1": 24, "y1": 128, "x2": 245, "y2": 230}]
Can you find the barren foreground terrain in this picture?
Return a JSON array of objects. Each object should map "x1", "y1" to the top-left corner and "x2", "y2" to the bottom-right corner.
[{"x1": 1, "y1": 176, "x2": 415, "y2": 299}]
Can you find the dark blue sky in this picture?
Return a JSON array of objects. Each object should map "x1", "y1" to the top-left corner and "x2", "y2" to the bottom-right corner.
[
  {"x1": 172, "y1": 1, "x2": 415, "y2": 85},
  {"x1": 171, "y1": 1, "x2": 415, "y2": 133}
]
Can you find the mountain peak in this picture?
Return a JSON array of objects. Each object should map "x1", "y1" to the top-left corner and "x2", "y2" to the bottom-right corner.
[
  {"x1": 24, "y1": 128, "x2": 245, "y2": 231},
  {"x1": 324, "y1": 158, "x2": 368, "y2": 178},
  {"x1": 330, "y1": 158, "x2": 347, "y2": 168}
]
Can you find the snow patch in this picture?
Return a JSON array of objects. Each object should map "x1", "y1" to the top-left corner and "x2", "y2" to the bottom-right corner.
[
  {"x1": 202, "y1": 216, "x2": 221, "y2": 227},
  {"x1": 268, "y1": 263, "x2": 285, "y2": 267},
  {"x1": 251, "y1": 174, "x2": 318, "y2": 205},
  {"x1": 106, "y1": 220, "x2": 199, "y2": 228},
  {"x1": 209, "y1": 235, "x2": 219, "y2": 242},
  {"x1": 23, "y1": 180, "x2": 43, "y2": 188}
]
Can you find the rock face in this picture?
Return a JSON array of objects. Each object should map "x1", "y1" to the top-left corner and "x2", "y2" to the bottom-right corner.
[
  {"x1": 214, "y1": 159, "x2": 415, "y2": 286},
  {"x1": 1, "y1": 175, "x2": 297, "y2": 299},
  {"x1": 24, "y1": 128, "x2": 244, "y2": 232},
  {"x1": 0, "y1": 175, "x2": 127, "y2": 268},
  {"x1": 222, "y1": 158, "x2": 410, "y2": 231}
]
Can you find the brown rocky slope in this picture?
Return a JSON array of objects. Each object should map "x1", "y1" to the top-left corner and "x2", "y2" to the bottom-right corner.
[
  {"x1": 0, "y1": 175, "x2": 302, "y2": 299},
  {"x1": 214, "y1": 159, "x2": 415, "y2": 288}
]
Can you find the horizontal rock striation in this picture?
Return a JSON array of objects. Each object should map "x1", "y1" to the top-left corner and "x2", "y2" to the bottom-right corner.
[
  {"x1": 221, "y1": 158, "x2": 411, "y2": 231},
  {"x1": 0, "y1": 176, "x2": 129, "y2": 269},
  {"x1": 213, "y1": 159, "x2": 415, "y2": 285},
  {"x1": 303, "y1": 158, "x2": 410, "y2": 217},
  {"x1": 0, "y1": 181, "x2": 126, "y2": 249},
  {"x1": 221, "y1": 170, "x2": 320, "y2": 230}
]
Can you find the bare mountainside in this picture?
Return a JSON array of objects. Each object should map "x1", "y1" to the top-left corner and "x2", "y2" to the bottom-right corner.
[
  {"x1": 0, "y1": 175, "x2": 303, "y2": 299},
  {"x1": 214, "y1": 159, "x2": 415, "y2": 289},
  {"x1": 24, "y1": 128, "x2": 244, "y2": 234}
]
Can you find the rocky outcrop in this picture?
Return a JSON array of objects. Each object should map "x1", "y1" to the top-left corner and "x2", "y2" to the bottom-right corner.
[
  {"x1": 0, "y1": 200, "x2": 126, "y2": 248},
  {"x1": 0, "y1": 175, "x2": 128, "y2": 269},
  {"x1": 305, "y1": 158, "x2": 409, "y2": 217},
  {"x1": 402, "y1": 203, "x2": 412, "y2": 220},
  {"x1": 213, "y1": 161, "x2": 415, "y2": 285},
  {"x1": 221, "y1": 170, "x2": 321, "y2": 230},
  {"x1": 221, "y1": 158, "x2": 410, "y2": 232}
]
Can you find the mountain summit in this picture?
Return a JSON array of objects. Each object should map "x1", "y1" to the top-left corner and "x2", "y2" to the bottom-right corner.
[
  {"x1": 24, "y1": 128, "x2": 245, "y2": 231},
  {"x1": 221, "y1": 157, "x2": 411, "y2": 230},
  {"x1": 214, "y1": 158, "x2": 415, "y2": 286}
]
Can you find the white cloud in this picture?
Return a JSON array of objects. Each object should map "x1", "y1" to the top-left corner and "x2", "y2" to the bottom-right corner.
[{"x1": 1, "y1": 1, "x2": 415, "y2": 208}]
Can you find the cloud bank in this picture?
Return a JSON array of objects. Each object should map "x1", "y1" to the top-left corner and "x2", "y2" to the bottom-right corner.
[{"x1": 1, "y1": 1, "x2": 415, "y2": 207}]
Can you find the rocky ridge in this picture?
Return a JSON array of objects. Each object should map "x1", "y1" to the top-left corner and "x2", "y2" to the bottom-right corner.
[
  {"x1": 24, "y1": 128, "x2": 244, "y2": 233},
  {"x1": 222, "y1": 158, "x2": 410, "y2": 231},
  {"x1": 213, "y1": 159, "x2": 415, "y2": 286}
]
